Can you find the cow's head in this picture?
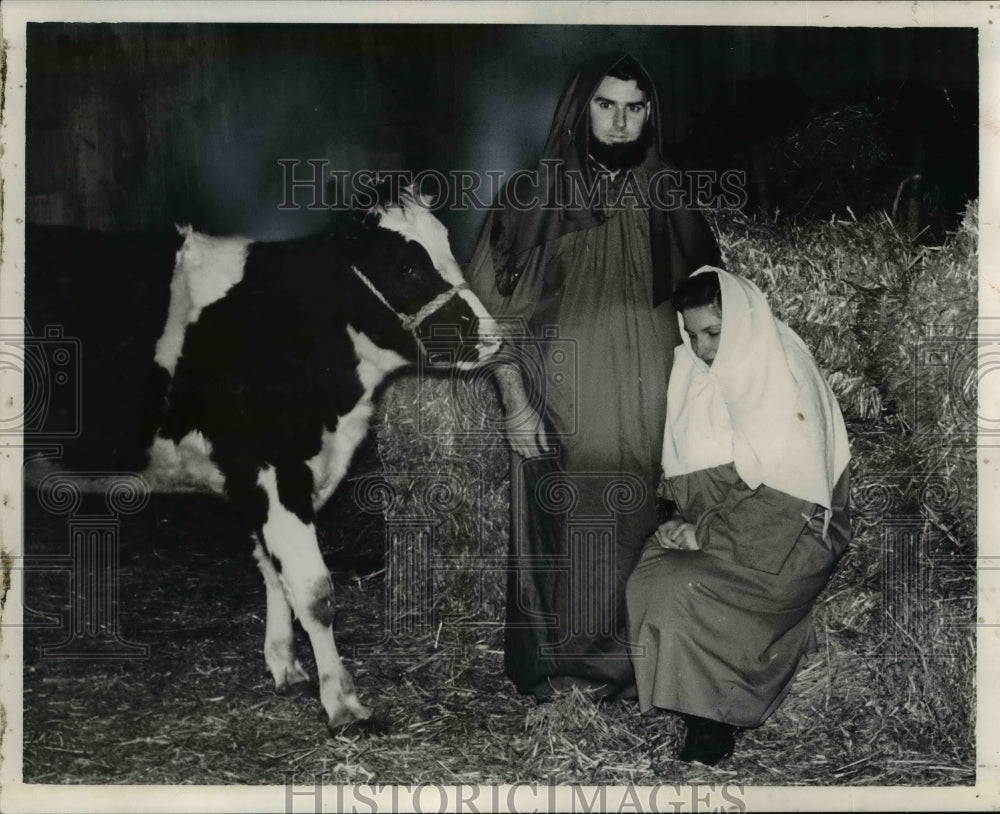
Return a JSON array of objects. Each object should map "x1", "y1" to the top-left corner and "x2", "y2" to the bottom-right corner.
[{"x1": 343, "y1": 184, "x2": 501, "y2": 370}]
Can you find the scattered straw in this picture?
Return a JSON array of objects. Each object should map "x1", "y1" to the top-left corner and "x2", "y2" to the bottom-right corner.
[{"x1": 22, "y1": 201, "x2": 977, "y2": 787}]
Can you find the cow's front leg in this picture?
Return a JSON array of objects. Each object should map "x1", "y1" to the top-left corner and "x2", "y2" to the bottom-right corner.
[
  {"x1": 252, "y1": 534, "x2": 309, "y2": 691},
  {"x1": 257, "y1": 467, "x2": 371, "y2": 730}
]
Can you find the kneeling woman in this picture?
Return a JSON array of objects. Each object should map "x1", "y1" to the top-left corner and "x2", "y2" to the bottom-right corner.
[{"x1": 627, "y1": 268, "x2": 851, "y2": 766}]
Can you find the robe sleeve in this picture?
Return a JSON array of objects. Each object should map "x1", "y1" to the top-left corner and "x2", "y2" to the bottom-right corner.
[
  {"x1": 656, "y1": 472, "x2": 673, "y2": 503},
  {"x1": 694, "y1": 480, "x2": 818, "y2": 575},
  {"x1": 465, "y1": 212, "x2": 559, "y2": 398},
  {"x1": 465, "y1": 211, "x2": 546, "y2": 326},
  {"x1": 655, "y1": 472, "x2": 679, "y2": 523}
]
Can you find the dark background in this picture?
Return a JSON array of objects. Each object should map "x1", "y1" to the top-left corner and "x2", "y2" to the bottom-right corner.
[{"x1": 27, "y1": 23, "x2": 977, "y2": 260}]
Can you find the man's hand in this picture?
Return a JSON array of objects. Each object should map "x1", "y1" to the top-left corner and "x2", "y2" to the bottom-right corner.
[
  {"x1": 493, "y1": 361, "x2": 550, "y2": 458},
  {"x1": 651, "y1": 519, "x2": 700, "y2": 550},
  {"x1": 503, "y1": 404, "x2": 550, "y2": 458}
]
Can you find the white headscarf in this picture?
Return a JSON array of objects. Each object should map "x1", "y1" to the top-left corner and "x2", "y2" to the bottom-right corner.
[{"x1": 661, "y1": 267, "x2": 850, "y2": 512}]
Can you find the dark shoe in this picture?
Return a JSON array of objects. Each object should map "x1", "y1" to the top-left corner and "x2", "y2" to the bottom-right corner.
[
  {"x1": 524, "y1": 679, "x2": 554, "y2": 704},
  {"x1": 677, "y1": 715, "x2": 736, "y2": 766}
]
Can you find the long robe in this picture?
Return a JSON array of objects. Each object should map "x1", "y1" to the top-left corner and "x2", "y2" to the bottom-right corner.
[
  {"x1": 626, "y1": 462, "x2": 851, "y2": 726},
  {"x1": 468, "y1": 175, "x2": 715, "y2": 699},
  {"x1": 468, "y1": 53, "x2": 720, "y2": 700}
]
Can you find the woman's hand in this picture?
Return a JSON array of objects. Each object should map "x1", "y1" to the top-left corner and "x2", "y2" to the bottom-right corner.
[{"x1": 652, "y1": 519, "x2": 700, "y2": 550}]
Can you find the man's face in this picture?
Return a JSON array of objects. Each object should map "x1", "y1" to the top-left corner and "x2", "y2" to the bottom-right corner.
[{"x1": 589, "y1": 75, "x2": 650, "y2": 146}]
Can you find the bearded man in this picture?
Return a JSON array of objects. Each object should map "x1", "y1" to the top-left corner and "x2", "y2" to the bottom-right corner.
[{"x1": 467, "y1": 53, "x2": 721, "y2": 702}]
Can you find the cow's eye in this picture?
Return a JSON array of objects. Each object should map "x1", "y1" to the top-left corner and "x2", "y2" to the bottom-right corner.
[{"x1": 403, "y1": 266, "x2": 415, "y2": 277}]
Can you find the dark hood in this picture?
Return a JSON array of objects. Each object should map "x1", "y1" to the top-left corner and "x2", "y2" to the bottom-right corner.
[
  {"x1": 489, "y1": 52, "x2": 721, "y2": 306},
  {"x1": 542, "y1": 51, "x2": 665, "y2": 182}
]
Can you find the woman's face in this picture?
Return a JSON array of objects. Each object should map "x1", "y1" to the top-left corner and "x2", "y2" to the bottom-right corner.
[{"x1": 682, "y1": 304, "x2": 722, "y2": 366}]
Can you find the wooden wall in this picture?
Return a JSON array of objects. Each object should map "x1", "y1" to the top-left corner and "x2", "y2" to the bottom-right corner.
[{"x1": 26, "y1": 24, "x2": 977, "y2": 257}]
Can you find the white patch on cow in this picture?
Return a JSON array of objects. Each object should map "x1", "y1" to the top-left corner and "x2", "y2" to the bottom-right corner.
[
  {"x1": 309, "y1": 399, "x2": 373, "y2": 509},
  {"x1": 377, "y1": 191, "x2": 465, "y2": 286},
  {"x1": 345, "y1": 324, "x2": 409, "y2": 390},
  {"x1": 154, "y1": 225, "x2": 253, "y2": 375},
  {"x1": 307, "y1": 326, "x2": 406, "y2": 509},
  {"x1": 257, "y1": 467, "x2": 327, "y2": 601},
  {"x1": 252, "y1": 536, "x2": 309, "y2": 689},
  {"x1": 143, "y1": 432, "x2": 226, "y2": 493},
  {"x1": 256, "y1": 466, "x2": 370, "y2": 726},
  {"x1": 457, "y1": 288, "x2": 503, "y2": 358}
]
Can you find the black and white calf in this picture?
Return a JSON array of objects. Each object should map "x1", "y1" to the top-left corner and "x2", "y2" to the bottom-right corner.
[{"x1": 25, "y1": 188, "x2": 500, "y2": 729}]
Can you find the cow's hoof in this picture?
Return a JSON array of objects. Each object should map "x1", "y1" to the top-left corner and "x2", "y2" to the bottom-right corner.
[
  {"x1": 276, "y1": 680, "x2": 314, "y2": 698},
  {"x1": 326, "y1": 696, "x2": 371, "y2": 729},
  {"x1": 329, "y1": 709, "x2": 389, "y2": 738},
  {"x1": 274, "y1": 661, "x2": 311, "y2": 694}
]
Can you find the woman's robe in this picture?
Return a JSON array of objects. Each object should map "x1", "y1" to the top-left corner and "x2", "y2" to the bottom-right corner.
[{"x1": 626, "y1": 462, "x2": 851, "y2": 726}]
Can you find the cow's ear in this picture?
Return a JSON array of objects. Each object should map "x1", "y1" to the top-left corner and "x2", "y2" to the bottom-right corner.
[
  {"x1": 365, "y1": 176, "x2": 400, "y2": 212},
  {"x1": 401, "y1": 181, "x2": 435, "y2": 211},
  {"x1": 415, "y1": 187, "x2": 436, "y2": 210}
]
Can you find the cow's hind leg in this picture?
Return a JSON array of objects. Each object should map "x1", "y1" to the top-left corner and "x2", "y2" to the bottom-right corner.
[
  {"x1": 257, "y1": 466, "x2": 371, "y2": 730},
  {"x1": 252, "y1": 535, "x2": 309, "y2": 691}
]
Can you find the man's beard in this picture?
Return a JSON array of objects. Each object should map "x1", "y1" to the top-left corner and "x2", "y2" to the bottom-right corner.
[{"x1": 588, "y1": 125, "x2": 653, "y2": 172}]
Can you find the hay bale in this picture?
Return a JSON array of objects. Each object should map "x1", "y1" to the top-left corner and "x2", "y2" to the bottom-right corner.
[
  {"x1": 714, "y1": 198, "x2": 977, "y2": 551},
  {"x1": 711, "y1": 201, "x2": 976, "y2": 775},
  {"x1": 759, "y1": 102, "x2": 898, "y2": 221},
  {"x1": 373, "y1": 369, "x2": 508, "y2": 643},
  {"x1": 369, "y1": 200, "x2": 976, "y2": 778}
]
